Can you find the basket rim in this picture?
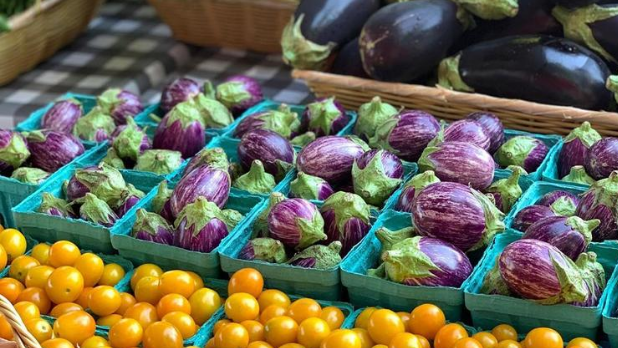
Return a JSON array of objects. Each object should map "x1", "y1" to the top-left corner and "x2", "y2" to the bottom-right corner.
[
  {"x1": 147, "y1": 0, "x2": 298, "y2": 10},
  {"x1": 3, "y1": 0, "x2": 66, "y2": 33}
]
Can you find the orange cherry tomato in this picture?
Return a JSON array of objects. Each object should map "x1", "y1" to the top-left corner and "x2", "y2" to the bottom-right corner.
[
  {"x1": 280, "y1": 344, "x2": 304, "y2": 348},
  {"x1": 24, "y1": 265, "x2": 54, "y2": 289},
  {"x1": 16, "y1": 287, "x2": 51, "y2": 314},
  {"x1": 258, "y1": 289, "x2": 291, "y2": 310},
  {"x1": 247, "y1": 341, "x2": 274, "y2": 348},
  {"x1": 0, "y1": 245, "x2": 7, "y2": 270},
  {"x1": 373, "y1": 345, "x2": 389, "y2": 348},
  {"x1": 134, "y1": 276, "x2": 162, "y2": 305},
  {"x1": 260, "y1": 305, "x2": 287, "y2": 325},
  {"x1": 352, "y1": 328, "x2": 375, "y2": 348},
  {"x1": 109, "y1": 318, "x2": 144, "y2": 348},
  {"x1": 264, "y1": 316, "x2": 298, "y2": 348},
  {"x1": 162, "y1": 311, "x2": 197, "y2": 339},
  {"x1": 491, "y1": 325, "x2": 518, "y2": 342},
  {"x1": 74, "y1": 253, "x2": 104, "y2": 287},
  {"x1": 48, "y1": 241, "x2": 81, "y2": 267},
  {"x1": 0, "y1": 228, "x2": 26, "y2": 262},
  {"x1": 416, "y1": 335, "x2": 430, "y2": 348},
  {"x1": 396, "y1": 312, "x2": 411, "y2": 332},
  {"x1": 496, "y1": 340, "x2": 521, "y2": 348},
  {"x1": 80, "y1": 336, "x2": 110, "y2": 348},
  {"x1": 241, "y1": 320, "x2": 265, "y2": 342},
  {"x1": 355, "y1": 307, "x2": 377, "y2": 330},
  {"x1": 31, "y1": 243, "x2": 50, "y2": 265},
  {"x1": 321, "y1": 306, "x2": 345, "y2": 330},
  {"x1": 189, "y1": 287, "x2": 221, "y2": 325},
  {"x1": 89, "y1": 285, "x2": 121, "y2": 316},
  {"x1": 367, "y1": 309, "x2": 405, "y2": 345},
  {"x1": 225, "y1": 292, "x2": 260, "y2": 323},
  {"x1": 523, "y1": 328, "x2": 563, "y2": 348},
  {"x1": 9, "y1": 255, "x2": 40, "y2": 283},
  {"x1": 116, "y1": 292, "x2": 137, "y2": 316},
  {"x1": 97, "y1": 314, "x2": 123, "y2": 327},
  {"x1": 187, "y1": 271, "x2": 204, "y2": 290},
  {"x1": 53, "y1": 310, "x2": 96, "y2": 345},
  {"x1": 205, "y1": 338, "x2": 216, "y2": 348},
  {"x1": 159, "y1": 270, "x2": 195, "y2": 298},
  {"x1": 76, "y1": 287, "x2": 93, "y2": 309},
  {"x1": 46, "y1": 266, "x2": 84, "y2": 304},
  {"x1": 157, "y1": 293, "x2": 191, "y2": 318},
  {"x1": 567, "y1": 338, "x2": 597, "y2": 348},
  {"x1": 14, "y1": 301, "x2": 40, "y2": 322},
  {"x1": 98, "y1": 263, "x2": 125, "y2": 286},
  {"x1": 472, "y1": 332, "x2": 499, "y2": 348},
  {"x1": 41, "y1": 338, "x2": 75, "y2": 348},
  {"x1": 287, "y1": 298, "x2": 322, "y2": 324},
  {"x1": 124, "y1": 302, "x2": 159, "y2": 329},
  {"x1": 321, "y1": 329, "x2": 362, "y2": 348},
  {"x1": 297, "y1": 317, "x2": 331, "y2": 348},
  {"x1": 216, "y1": 322, "x2": 250, "y2": 348},
  {"x1": 434, "y1": 323, "x2": 469, "y2": 348},
  {"x1": 49, "y1": 303, "x2": 83, "y2": 318},
  {"x1": 453, "y1": 338, "x2": 484, "y2": 348},
  {"x1": 389, "y1": 332, "x2": 422, "y2": 348},
  {"x1": 24, "y1": 317, "x2": 52, "y2": 342},
  {"x1": 409, "y1": 304, "x2": 445, "y2": 340},
  {"x1": 214, "y1": 319, "x2": 231, "y2": 333},
  {"x1": 143, "y1": 321, "x2": 183, "y2": 348},
  {"x1": 130, "y1": 264, "x2": 163, "y2": 290},
  {"x1": 228, "y1": 268, "x2": 264, "y2": 298},
  {"x1": 0, "y1": 277, "x2": 23, "y2": 303},
  {"x1": 0, "y1": 313, "x2": 12, "y2": 340}
]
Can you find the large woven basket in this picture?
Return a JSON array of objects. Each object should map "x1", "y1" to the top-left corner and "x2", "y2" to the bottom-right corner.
[
  {"x1": 0, "y1": 295, "x2": 40, "y2": 348},
  {"x1": 0, "y1": 0, "x2": 102, "y2": 86},
  {"x1": 148, "y1": 0, "x2": 296, "y2": 53},
  {"x1": 292, "y1": 70, "x2": 618, "y2": 137}
]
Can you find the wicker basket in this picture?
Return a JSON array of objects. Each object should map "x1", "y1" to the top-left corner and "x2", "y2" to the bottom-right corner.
[
  {"x1": 0, "y1": 0, "x2": 102, "y2": 86},
  {"x1": 147, "y1": 0, "x2": 296, "y2": 53},
  {"x1": 0, "y1": 295, "x2": 40, "y2": 348},
  {"x1": 292, "y1": 70, "x2": 618, "y2": 137}
]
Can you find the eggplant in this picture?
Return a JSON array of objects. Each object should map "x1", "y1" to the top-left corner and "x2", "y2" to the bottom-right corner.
[
  {"x1": 558, "y1": 122, "x2": 602, "y2": 178},
  {"x1": 563, "y1": 165, "x2": 596, "y2": 185},
  {"x1": 237, "y1": 129, "x2": 295, "y2": 180},
  {"x1": 38, "y1": 193, "x2": 75, "y2": 218},
  {"x1": 153, "y1": 101, "x2": 205, "y2": 158},
  {"x1": 495, "y1": 136, "x2": 549, "y2": 173},
  {"x1": 132, "y1": 209, "x2": 175, "y2": 245},
  {"x1": 330, "y1": 38, "x2": 369, "y2": 78},
  {"x1": 66, "y1": 164, "x2": 127, "y2": 205},
  {"x1": 512, "y1": 205, "x2": 558, "y2": 231},
  {"x1": 253, "y1": 192, "x2": 286, "y2": 239},
  {"x1": 360, "y1": 0, "x2": 468, "y2": 83},
  {"x1": 537, "y1": 190, "x2": 580, "y2": 209},
  {"x1": 466, "y1": 112, "x2": 505, "y2": 154},
  {"x1": 297, "y1": 135, "x2": 367, "y2": 184},
  {"x1": 320, "y1": 192, "x2": 371, "y2": 256},
  {"x1": 352, "y1": 149, "x2": 404, "y2": 205},
  {"x1": 170, "y1": 165, "x2": 231, "y2": 216},
  {"x1": 232, "y1": 160, "x2": 276, "y2": 194},
  {"x1": 73, "y1": 107, "x2": 115, "y2": 142},
  {"x1": 396, "y1": 171, "x2": 441, "y2": 213},
  {"x1": 523, "y1": 216, "x2": 598, "y2": 260},
  {"x1": 10, "y1": 167, "x2": 49, "y2": 185},
  {"x1": 160, "y1": 77, "x2": 201, "y2": 114},
  {"x1": 152, "y1": 181, "x2": 172, "y2": 216},
  {"x1": 354, "y1": 97, "x2": 399, "y2": 141},
  {"x1": 25, "y1": 130, "x2": 85, "y2": 172},
  {"x1": 234, "y1": 104, "x2": 300, "y2": 139},
  {"x1": 184, "y1": 147, "x2": 229, "y2": 175},
  {"x1": 439, "y1": 36, "x2": 615, "y2": 110},
  {"x1": 40, "y1": 99, "x2": 82, "y2": 134},
  {"x1": 0, "y1": 130, "x2": 29, "y2": 173},
  {"x1": 290, "y1": 172, "x2": 334, "y2": 201},
  {"x1": 268, "y1": 198, "x2": 327, "y2": 250},
  {"x1": 239, "y1": 238, "x2": 287, "y2": 263},
  {"x1": 174, "y1": 197, "x2": 229, "y2": 253},
  {"x1": 574, "y1": 252, "x2": 606, "y2": 307},
  {"x1": 97, "y1": 89, "x2": 143, "y2": 125},
  {"x1": 484, "y1": 167, "x2": 523, "y2": 213},
  {"x1": 80, "y1": 193, "x2": 119, "y2": 227},
  {"x1": 300, "y1": 98, "x2": 349, "y2": 137},
  {"x1": 288, "y1": 242, "x2": 343, "y2": 269},
  {"x1": 376, "y1": 226, "x2": 416, "y2": 253},
  {"x1": 134, "y1": 149, "x2": 183, "y2": 175},
  {"x1": 553, "y1": 0, "x2": 614, "y2": 8},
  {"x1": 575, "y1": 172, "x2": 618, "y2": 241},
  {"x1": 114, "y1": 184, "x2": 145, "y2": 217},
  {"x1": 281, "y1": 0, "x2": 380, "y2": 70},
  {"x1": 585, "y1": 137, "x2": 618, "y2": 180},
  {"x1": 215, "y1": 75, "x2": 264, "y2": 116},
  {"x1": 438, "y1": 120, "x2": 491, "y2": 151}
]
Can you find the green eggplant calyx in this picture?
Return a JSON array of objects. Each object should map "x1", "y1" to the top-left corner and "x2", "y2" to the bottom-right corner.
[
  {"x1": 96, "y1": 88, "x2": 122, "y2": 114},
  {"x1": 134, "y1": 149, "x2": 183, "y2": 175},
  {"x1": 535, "y1": 253, "x2": 587, "y2": 305},
  {"x1": 307, "y1": 97, "x2": 343, "y2": 136},
  {"x1": 564, "y1": 121, "x2": 602, "y2": 148},
  {"x1": 194, "y1": 94, "x2": 234, "y2": 129},
  {"x1": 216, "y1": 81, "x2": 251, "y2": 109},
  {"x1": 403, "y1": 171, "x2": 441, "y2": 197},
  {"x1": 220, "y1": 209, "x2": 244, "y2": 231},
  {"x1": 80, "y1": 193, "x2": 117, "y2": 226},
  {"x1": 258, "y1": 104, "x2": 300, "y2": 139},
  {"x1": 485, "y1": 168, "x2": 523, "y2": 213},
  {"x1": 252, "y1": 192, "x2": 285, "y2": 239},
  {"x1": 563, "y1": 165, "x2": 596, "y2": 184},
  {"x1": 290, "y1": 172, "x2": 325, "y2": 200},
  {"x1": 438, "y1": 54, "x2": 475, "y2": 92},
  {"x1": 295, "y1": 210, "x2": 327, "y2": 250},
  {"x1": 0, "y1": 132, "x2": 30, "y2": 169},
  {"x1": 73, "y1": 107, "x2": 115, "y2": 141},
  {"x1": 608, "y1": 76, "x2": 618, "y2": 104},
  {"x1": 382, "y1": 237, "x2": 440, "y2": 283},
  {"x1": 38, "y1": 192, "x2": 74, "y2": 216},
  {"x1": 288, "y1": 242, "x2": 342, "y2": 269},
  {"x1": 11, "y1": 167, "x2": 49, "y2": 185},
  {"x1": 113, "y1": 117, "x2": 149, "y2": 162},
  {"x1": 321, "y1": 191, "x2": 371, "y2": 234},
  {"x1": 354, "y1": 96, "x2": 399, "y2": 139},
  {"x1": 470, "y1": 188, "x2": 506, "y2": 251},
  {"x1": 250, "y1": 238, "x2": 288, "y2": 264},
  {"x1": 417, "y1": 146, "x2": 440, "y2": 173},
  {"x1": 233, "y1": 160, "x2": 277, "y2": 194},
  {"x1": 152, "y1": 181, "x2": 172, "y2": 214},
  {"x1": 368, "y1": 117, "x2": 399, "y2": 154},
  {"x1": 565, "y1": 216, "x2": 597, "y2": 246},
  {"x1": 101, "y1": 148, "x2": 126, "y2": 170},
  {"x1": 352, "y1": 151, "x2": 402, "y2": 206},
  {"x1": 290, "y1": 132, "x2": 316, "y2": 147},
  {"x1": 455, "y1": 0, "x2": 519, "y2": 20},
  {"x1": 550, "y1": 196, "x2": 578, "y2": 217},
  {"x1": 495, "y1": 136, "x2": 538, "y2": 168},
  {"x1": 281, "y1": 15, "x2": 336, "y2": 71},
  {"x1": 376, "y1": 226, "x2": 416, "y2": 254},
  {"x1": 167, "y1": 99, "x2": 205, "y2": 129},
  {"x1": 174, "y1": 197, "x2": 224, "y2": 237}
]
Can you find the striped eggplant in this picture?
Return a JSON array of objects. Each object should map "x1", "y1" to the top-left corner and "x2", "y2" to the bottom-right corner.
[
  {"x1": 238, "y1": 129, "x2": 295, "y2": 180},
  {"x1": 239, "y1": 238, "x2": 288, "y2": 263},
  {"x1": 499, "y1": 239, "x2": 588, "y2": 304},
  {"x1": 512, "y1": 205, "x2": 557, "y2": 231},
  {"x1": 0, "y1": 130, "x2": 29, "y2": 173},
  {"x1": 73, "y1": 107, "x2": 115, "y2": 142},
  {"x1": 253, "y1": 192, "x2": 285, "y2": 239},
  {"x1": 381, "y1": 236, "x2": 473, "y2": 287},
  {"x1": 288, "y1": 242, "x2": 343, "y2": 269},
  {"x1": 215, "y1": 75, "x2": 264, "y2": 116},
  {"x1": 376, "y1": 226, "x2": 416, "y2": 253},
  {"x1": 174, "y1": 197, "x2": 229, "y2": 253},
  {"x1": 369, "y1": 110, "x2": 440, "y2": 162},
  {"x1": 268, "y1": 198, "x2": 327, "y2": 250},
  {"x1": 466, "y1": 112, "x2": 505, "y2": 154},
  {"x1": 111, "y1": 117, "x2": 151, "y2": 162},
  {"x1": 586, "y1": 137, "x2": 618, "y2": 180},
  {"x1": 564, "y1": 165, "x2": 596, "y2": 185},
  {"x1": 523, "y1": 216, "x2": 598, "y2": 260},
  {"x1": 300, "y1": 98, "x2": 349, "y2": 137},
  {"x1": 575, "y1": 172, "x2": 618, "y2": 241},
  {"x1": 10, "y1": 167, "x2": 49, "y2": 184},
  {"x1": 441, "y1": 120, "x2": 491, "y2": 151},
  {"x1": 418, "y1": 141, "x2": 495, "y2": 190},
  {"x1": 66, "y1": 164, "x2": 127, "y2": 205},
  {"x1": 41, "y1": 99, "x2": 82, "y2": 133},
  {"x1": 412, "y1": 182, "x2": 505, "y2": 251},
  {"x1": 25, "y1": 130, "x2": 84, "y2": 172},
  {"x1": 537, "y1": 190, "x2": 580, "y2": 216},
  {"x1": 495, "y1": 136, "x2": 548, "y2": 173},
  {"x1": 80, "y1": 193, "x2": 119, "y2": 227},
  {"x1": 97, "y1": 89, "x2": 143, "y2": 125},
  {"x1": 484, "y1": 167, "x2": 523, "y2": 213},
  {"x1": 134, "y1": 149, "x2": 183, "y2": 175},
  {"x1": 354, "y1": 97, "x2": 399, "y2": 141},
  {"x1": 38, "y1": 193, "x2": 75, "y2": 218},
  {"x1": 160, "y1": 77, "x2": 201, "y2": 114},
  {"x1": 290, "y1": 172, "x2": 334, "y2": 201},
  {"x1": 396, "y1": 171, "x2": 441, "y2": 213},
  {"x1": 152, "y1": 181, "x2": 172, "y2": 216},
  {"x1": 574, "y1": 252, "x2": 606, "y2": 307},
  {"x1": 114, "y1": 184, "x2": 144, "y2": 218},
  {"x1": 132, "y1": 209, "x2": 175, "y2": 245},
  {"x1": 153, "y1": 101, "x2": 206, "y2": 158},
  {"x1": 320, "y1": 192, "x2": 371, "y2": 256},
  {"x1": 352, "y1": 149, "x2": 403, "y2": 205},
  {"x1": 234, "y1": 104, "x2": 300, "y2": 139},
  {"x1": 170, "y1": 165, "x2": 231, "y2": 217},
  {"x1": 232, "y1": 160, "x2": 276, "y2": 195},
  {"x1": 558, "y1": 122, "x2": 602, "y2": 178},
  {"x1": 184, "y1": 147, "x2": 229, "y2": 176},
  {"x1": 297, "y1": 135, "x2": 367, "y2": 184}
]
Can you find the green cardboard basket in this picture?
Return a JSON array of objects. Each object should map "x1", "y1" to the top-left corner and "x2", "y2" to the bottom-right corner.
[
  {"x1": 465, "y1": 233, "x2": 618, "y2": 341},
  {"x1": 541, "y1": 141, "x2": 592, "y2": 189},
  {"x1": 495, "y1": 130, "x2": 562, "y2": 182}
]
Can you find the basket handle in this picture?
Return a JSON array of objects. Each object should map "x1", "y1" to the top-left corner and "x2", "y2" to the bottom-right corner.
[{"x1": 0, "y1": 295, "x2": 41, "y2": 348}]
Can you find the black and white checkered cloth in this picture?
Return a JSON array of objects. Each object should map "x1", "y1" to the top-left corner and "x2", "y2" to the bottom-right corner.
[{"x1": 0, "y1": 1, "x2": 312, "y2": 128}]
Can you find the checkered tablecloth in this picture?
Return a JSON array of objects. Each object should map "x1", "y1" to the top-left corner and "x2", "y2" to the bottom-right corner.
[{"x1": 0, "y1": 1, "x2": 312, "y2": 128}]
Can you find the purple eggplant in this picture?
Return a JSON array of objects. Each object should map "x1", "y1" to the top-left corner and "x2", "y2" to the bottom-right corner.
[
  {"x1": 558, "y1": 122, "x2": 602, "y2": 178},
  {"x1": 38, "y1": 192, "x2": 75, "y2": 218},
  {"x1": 376, "y1": 226, "x2": 416, "y2": 253},
  {"x1": 466, "y1": 112, "x2": 505, "y2": 154},
  {"x1": 238, "y1": 129, "x2": 295, "y2": 180},
  {"x1": 174, "y1": 197, "x2": 229, "y2": 253},
  {"x1": 412, "y1": 182, "x2": 505, "y2": 251},
  {"x1": 160, "y1": 77, "x2": 201, "y2": 114},
  {"x1": 369, "y1": 110, "x2": 440, "y2": 162},
  {"x1": 586, "y1": 137, "x2": 618, "y2": 180},
  {"x1": 79, "y1": 193, "x2": 119, "y2": 227},
  {"x1": 40, "y1": 99, "x2": 82, "y2": 133},
  {"x1": 441, "y1": 120, "x2": 491, "y2": 151},
  {"x1": 300, "y1": 98, "x2": 348, "y2": 137},
  {"x1": 495, "y1": 136, "x2": 549, "y2": 173},
  {"x1": 418, "y1": 141, "x2": 495, "y2": 191},
  {"x1": 152, "y1": 181, "x2": 172, "y2": 216},
  {"x1": 513, "y1": 205, "x2": 557, "y2": 231},
  {"x1": 396, "y1": 171, "x2": 441, "y2": 213},
  {"x1": 352, "y1": 149, "x2": 404, "y2": 205},
  {"x1": 253, "y1": 192, "x2": 286, "y2": 239},
  {"x1": 10, "y1": 167, "x2": 49, "y2": 185},
  {"x1": 66, "y1": 164, "x2": 127, "y2": 204},
  {"x1": 330, "y1": 38, "x2": 369, "y2": 79},
  {"x1": 320, "y1": 192, "x2": 371, "y2": 256},
  {"x1": 288, "y1": 242, "x2": 343, "y2": 269},
  {"x1": 290, "y1": 172, "x2": 334, "y2": 201},
  {"x1": 0, "y1": 130, "x2": 29, "y2": 173},
  {"x1": 354, "y1": 97, "x2": 399, "y2": 141},
  {"x1": 234, "y1": 104, "x2": 300, "y2": 139},
  {"x1": 232, "y1": 160, "x2": 276, "y2": 194},
  {"x1": 153, "y1": 101, "x2": 206, "y2": 158},
  {"x1": 184, "y1": 147, "x2": 229, "y2": 175},
  {"x1": 132, "y1": 209, "x2": 175, "y2": 245},
  {"x1": 134, "y1": 149, "x2": 182, "y2": 175},
  {"x1": 114, "y1": 184, "x2": 144, "y2": 218},
  {"x1": 26, "y1": 130, "x2": 84, "y2": 172},
  {"x1": 575, "y1": 172, "x2": 618, "y2": 241},
  {"x1": 381, "y1": 236, "x2": 473, "y2": 287},
  {"x1": 101, "y1": 148, "x2": 125, "y2": 170},
  {"x1": 215, "y1": 75, "x2": 264, "y2": 116},
  {"x1": 73, "y1": 107, "x2": 115, "y2": 142},
  {"x1": 297, "y1": 135, "x2": 367, "y2": 184},
  {"x1": 268, "y1": 198, "x2": 327, "y2": 250},
  {"x1": 97, "y1": 89, "x2": 143, "y2": 125},
  {"x1": 239, "y1": 238, "x2": 288, "y2": 263},
  {"x1": 564, "y1": 166, "x2": 596, "y2": 185},
  {"x1": 111, "y1": 117, "x2": 151, "y2": 162},
  {"x1": 170, "y1": 165, "x2": 231, "y2": 217},
  {"x1": 537, "y1": 190, "x2": 579, "y2": 216},
  {"x1": 499, "y1": 239, "x2": 588, "y2": 304},
  {"x1": 523, "y1": 216, "x2": 598, "y2": 260},
  {"x1": 484, "y1": 167, "x2": 523, "y2": 213}
]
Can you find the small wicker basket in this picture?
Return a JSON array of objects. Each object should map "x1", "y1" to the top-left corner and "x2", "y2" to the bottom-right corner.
[
  {"x1": 0, "y1": 295, "x2": 40, "y2": 348},
  {"x1": 292, "y1": 70, "x2": 618, "y2": 137},
  {"x1": 0, "y1": 0, "x2": 103, "y2": 87},
  {"x1": 147, "y1": 0, "x2": 297, "y2": 53}
]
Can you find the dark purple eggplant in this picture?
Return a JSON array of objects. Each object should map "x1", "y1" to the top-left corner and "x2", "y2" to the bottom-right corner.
[
  {"x1": 523, "y1": 216, "x2": 598, "y2": 260},
  {"x1": 330, "y1": 38, "x2": 368, "y2": 78},
  {"x1": 586, "y1": 137, "x2": 618, "y2": 180},
  {"x1": 439, "y1": 36, "x2": 614, "y2": 110},
  {"x1": 360, "y1": 0, "x2": 468, "y2": 83},
  {"x1": 281, "y1": 0, "x2": 380, "y2": 71},
  {"x1": 558, "y1": 122, "x2": 602, "y2": 178},
  {"x1": 512, "y1": 205, "x2": 557, "y2": 231},
  {"x1": 466, "y1": 112, "x2": 505, "y2": 154},
  {"x1": 553, "y1": 0, "x2": 614, "y2": 8}
]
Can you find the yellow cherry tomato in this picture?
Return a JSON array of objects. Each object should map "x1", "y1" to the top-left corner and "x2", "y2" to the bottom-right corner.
[
  {"x1": 0, "y1": 228, "x2": 26, "y2": 262},
  {"x1": 389, "y1": 332, "x2": 422, "y2": 348},
  {"x1": 124, "y1": 302, "x2": 159, "y2": 330},
  {"x1": 156, "y1": 293, "x2": 191, "y2": 318},
  {"x1": 214, "y1": 319, "x2": 231, "y2": 334},
  {"x1": 53, "y1": 310, "x2": 96, "y2": 346},
  {"x1": 367, "y1": 309, "x2": 405, "y2": 345},
  {"x1": 108, "y1": 318, "x2": 144, "y2": 348},
  {"x1": 76, "y1": 287, "x2": 93, "y2": 309},
  {"x1": 453, "y1": 338, "x2": 484, "y2": 348},
  {"x1": 31, "y1": 243, "x2": 50, "y2": 265},
  {"x1": 473, "y1": 332, "x2": 499, "y2": 348},
  {"x1": 89, "y1": 285, "x2": 121, "y2": 316},
  {"x1": 215, "y1": 322, "x2": 250, "y2": 348},
  {"x1": 16, "y1": 287, "x2": 51, "y2": 314},
  {"x1": 45, "y1": 266, "x2": 84, "y2": 304},
  {"x1": 9, "y1": 255, "x2": 40, "y2": 283},
  {"x1": 81, "y1": 336, "x2": 110, "y2": 348},
  {"x1": 523, "y1": 328, "x2": 563, "y2": 348},
  {"x1": 491, "y1": 325, "x2": 518, "y2": 342},
  {"x1": 264, "y1": 316, "x2": 298, "y2": 348},
  {"x1": 134, "y1": 276, "x2": 162, "y2": 305},
  {"x1": 48, "y1": 241, "x2": 81, "y2": 267},
  {"x1": 0, "y1": 277, "x2": 23, "y2": 303},
  {"x1": 241, "y1": 320, "x2": 265, "y2": 342},
  {"x1": 0, "y1": 313, "x2": 12, "y2": 340},
  {"x1": 416, "y1": 335, "x2": 430, "y2": 348},
  {"x1": 130, "y1": 264, "x2": 163, "y2": 290},
  {"x1": 247, "y1": 341, "x2": 274, "y2": 348},
  {"x1": 116, "y1": 292, "x2": 137, "y2": 316},
  {"x1": 98, "y1": 263, "x2": 125, "y2": 286},
  {"x1": 189, "y1": 287, "x2": 221, "y2": 325},
  {"x1": 260, "y1": 304, "x2": 287, "y2": 325},
  {"x1": 159, "y1": 270, "x2": 195, "y2": 298},
  {"x1": 0, "y1": 245, "x2": 7, "y2": 270},
  {"x1": 287, "y1": 298, "x2": 322, "y2": 324},
  {"x1": 97, "y1": 314, "x2": 123, "y2": 327},
  {"x1": 567, "y1": 337, "x2": 597, "y2": 348},
  {"x1": 187, "y1": 271, "x2": 204, "y2": 290},
  {"x1": 41, "y1": 338, "x2": 75, "y2": 348},
  {"x1": 228, "y1": 268, "x2": 264, "y2": 298},
  {"x1": 143, "y1": 321, "x2": 183, "y2": 348},
  {"x1": 352, "y1": 328, "x2": 375, "y2": 348},
  {"x1": 409, "y1": 304, "x2": 445, "y2": 340},
  {"x1": 496, "y1": 340, "x2": 522, "y2": 348},
  {"x1": 162, "y1": 311, "x2": 197, "y2": 339},
  {"x1": 225, "y1": 292, "x2": 260, "y2": 323},
  {"x1": 297, "y1": 317, "x2": 330, "y2": 348},
  {"x1": 321, "y1": 306, "x2": 344, "y2": 330},
  {"x1": 355, "y1": 307, "x2": 377, "y2": 330},
  {"x1": 434, "y1": 323, "x2": 469, "y2": 348},
  {"x1": 24, "y1": 265, "x2": 54, "y2": 289},
  {"x1": 14, "y1": 301, "x2": 40, "y2": 322},
  {"x1": 74, "y1": 253, "x2": 104, "y2": 287},
  {"x1": 321, "y1": 329, "x2": 361, "y2": 348},
  {"x1": 49, "y1": 303, "x2": 83, "y2": 318},
  {"x1": 396, "y1": 312, "x2": 411, "y2": 332},
  {"x1": 258, "y1": 289, "x2": 291, "y2": 310}
]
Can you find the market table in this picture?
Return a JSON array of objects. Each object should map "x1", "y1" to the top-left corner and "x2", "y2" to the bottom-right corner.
[{"x1": 0, "y1": 0, "x2": 312, "y2": 128}]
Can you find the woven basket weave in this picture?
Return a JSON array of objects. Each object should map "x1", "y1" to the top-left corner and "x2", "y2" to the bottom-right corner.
[
  {"x1": 0, "y1": 0, "x2": 102, "y2": 86},
  {"x1": 147, "y1": 0, "x2": 296, "y2": 53},
  {"x1": 292, "y1": 70, "x2": 618, "y2": 137},
  {"x1": 0, "y1": 295, "x2": 40, "y2": 348}
]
